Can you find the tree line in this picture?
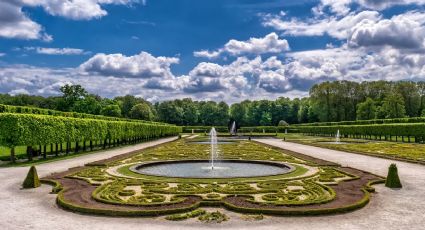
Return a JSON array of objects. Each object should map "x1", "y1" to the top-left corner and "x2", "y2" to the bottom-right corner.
[{"x1": 2, "y1": 80, "x2": 425, "y2": 126}]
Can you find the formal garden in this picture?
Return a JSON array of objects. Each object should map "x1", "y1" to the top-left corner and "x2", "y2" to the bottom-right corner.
[{"x1": 27, "y1": 132, "x2": 383, "y2": 221}]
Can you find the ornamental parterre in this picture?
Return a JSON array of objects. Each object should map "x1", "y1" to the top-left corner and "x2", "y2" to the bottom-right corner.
[{"x1": 42, "y1": 137, "x2": 384, "y2": 216}]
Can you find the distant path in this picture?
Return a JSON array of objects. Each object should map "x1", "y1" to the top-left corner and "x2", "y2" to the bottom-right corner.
[{"x1": 1, "y1": 136, "x2": 424, "y2": 230}]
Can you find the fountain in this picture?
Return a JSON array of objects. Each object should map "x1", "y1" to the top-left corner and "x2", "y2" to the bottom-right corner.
[
  {"x1": 336, "y1": 129, "x2": 341, "y2": 144},
  {"x1": 230, "y1": 121, "x2": 236, "y2": 135},
  {"x1": 285, "y1": 129, "x2": 288, "y2": 134},
  {"x1": 209, "y1": 127, "x2": 217, "y2": 169},
  {"x1": 130, "y1": 128, "x2": 295, "y2": 178}
]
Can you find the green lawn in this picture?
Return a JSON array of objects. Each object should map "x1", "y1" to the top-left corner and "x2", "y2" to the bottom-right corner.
[{"x1": 278, "y1": 133, "x2": 425, "y2": 164}]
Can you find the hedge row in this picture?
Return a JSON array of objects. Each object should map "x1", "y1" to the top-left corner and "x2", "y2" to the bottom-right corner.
[
  {"x1": 293, "y1": 123, "x2": 425, "y2": 142},
  {"x1": 295, "y1": 116, "x2": 425, "y2": 127},
  {"x1": 181, "y1": 126, "x2": 228, "y2": 133},
  {"x1": 0, "y1": 104, "x2": 166, "y2": 125},
  {"x1": 0, "y1": 113, "x2": 181, "y2": 162},
  {"x1": 239, "y1": 126, "x2": 286, "y2": 133}
]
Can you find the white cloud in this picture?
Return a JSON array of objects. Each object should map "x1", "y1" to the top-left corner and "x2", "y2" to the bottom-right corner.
[
  {"x1": 23, "y1": 47, "x2": 89, "y2": 55},
  {"x1": 348, "y1": 11, "x2": 425, "y2": 49},
  {"x1": 24, "y1": 0, "x2": 142, "y2": 20},
  {"x1": 262, "y1": 10, "x2": 381, "y2": 39},
  {"x1": 80, "y1": 51, "x2": 179, "y2": 78},
  {"x1": 315, "y1": 0, "x2": 425, "y2": 14},
  {"x1": 0, "y1": 53, "x2": 5, "y2": 57},
  {"x1": 0, "y1": 1, "x2": 51, "y2": 41},
  {"x1": 0, "y1": 0, "x2": 143, "y2": 41},
  {"x1": 194, "y1": 33, "x2": 290, "y2": 59}
]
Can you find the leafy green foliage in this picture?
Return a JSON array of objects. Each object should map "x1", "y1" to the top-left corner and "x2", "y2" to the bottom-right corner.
[
  {"x1": 22, "y1": 166, "x2": 40, "y2": 188},
  {"x1": 130, "y1": 103, "x2": 155, "y2": 121},
  {"x1": 198, "y1": 211, "x2": 229, "y2": 223},
  {"x1": 0, "y1": 113, "x2": 181, "y2": 149},
  {"x1": 165, "y1": 209, "x2": 206, "y2": 221},
  {"x1": 385, "y1": 164, "x2": 402, "y2": 188}
]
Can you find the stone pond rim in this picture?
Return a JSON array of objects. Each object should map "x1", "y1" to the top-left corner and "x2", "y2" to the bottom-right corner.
[{"x1": 129, "y1": 159, "x2": 296, "y2": 179}]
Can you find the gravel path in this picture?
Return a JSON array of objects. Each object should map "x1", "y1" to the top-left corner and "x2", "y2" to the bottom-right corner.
[{"x1": 1, "y1": 137, "x2": 423, "y2": 229}]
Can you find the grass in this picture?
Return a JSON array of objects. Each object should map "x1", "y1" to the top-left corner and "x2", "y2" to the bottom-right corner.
[{"x1": 278, "y1": 133, "x2": 425, "y2": 163}]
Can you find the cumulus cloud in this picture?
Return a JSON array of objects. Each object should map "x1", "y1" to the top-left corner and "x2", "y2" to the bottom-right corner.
[
  {"x1": 194, "y1": 33, "x2": 290, "y2": 59},
  {"x1": 80, "y1": 51, "x2": 179, "y2": 78},
  {"x1": 0, "y1": 1, "x2": 51, "y2": 41},
  {"x1": 262, "y1": 10, "x2": 381, "y2": 39},
  {"x1": 0, "y1": 0, "x2": 143, "y2": 41},
  {"x1": 348, "y1": 11, "x2": 425, "y2": 49}
]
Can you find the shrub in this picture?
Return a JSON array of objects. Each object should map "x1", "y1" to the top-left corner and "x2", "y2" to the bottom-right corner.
[
  {"x1": 198, "y1": 211, "x2": 229, "y2": 223},
  {"x1": 22, "y1": 166, "x2": 41, "y2": 189},
  {"x1": 165, "y1": 209, "x2": 206, "y2": 221},
  {"x1": 385, "y1": 164, "x2": 402, "y2": 188}
]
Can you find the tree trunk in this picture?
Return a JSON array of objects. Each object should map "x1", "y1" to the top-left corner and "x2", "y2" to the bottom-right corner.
[
  {"x1": 43, "y1": 145, "x2": 47, "y2": 159},
  {"x1": 55, "y1": 143, "x2": 59, "y2": 157},
  {"x1": 27, "y1": 146, "x2": 33, "y2": 161},
  {"x1": 10, "y1": 147, "x2": 15, "y2": 163}
]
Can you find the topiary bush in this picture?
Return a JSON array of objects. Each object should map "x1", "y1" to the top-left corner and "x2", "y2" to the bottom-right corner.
[
  {"x1": 385, "y1": 164, "x2": 402, "y2": 188},
  {"x1": 22, "y1": 166, "x2": 41, "y2": 189}
]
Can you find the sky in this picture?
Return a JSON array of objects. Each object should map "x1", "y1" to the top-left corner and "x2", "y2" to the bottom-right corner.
[{"x1": 1, "y1": 0, "x2": 425, "y2": 103}]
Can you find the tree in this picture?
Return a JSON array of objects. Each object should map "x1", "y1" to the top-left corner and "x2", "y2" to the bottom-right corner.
[
  {"x1": 230, "y1": 102, "x2": 247, "y2": 126},
  {"x1": 259, "y1": 112, "x2": 272, "y2": 126},
  {"x1": 356, "y1": 98, "x2": 377, "y2": 120},
  {"x1": 58, "y1": 84, "x2": 88, "y2": 111},
  {"x1": 396, "y1": 82, "x2": 420, "y2": 117},
  {"x1": 156, "y1": 101, "x2": 184, "y2": 125},
  {"x1": 181, "y1": 98, "x2": 199, "y2": 125},
  {"x1": 379, "y1": 92, "x2": 406, "y2": 118},
  {"x1": 100, "y1": 104, "x2": 122, "y2": 117},
  {"x1": 129, "y1": 103, "x2": 155, "y2": 121},
  {"x1": 72, "y1": 95, "x2": 102, "y2": 115}
]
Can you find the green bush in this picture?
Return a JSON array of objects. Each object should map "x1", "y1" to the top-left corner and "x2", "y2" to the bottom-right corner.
[
  {"x1": 0, "y1": 113, "x2": 181, "y2": 157},
  {"x1": 0, "y1": 104, "x2": 167, "y2": 125},
  {"x1": 165, "y1": 209, "x2": 206, "y2": 221},
  {"x1": 198, "y1": 211, "x2": 229, "y2": 223},
  {"x1": 22, "y1": 166, "x2": 41, "y2": 188},
  {"x1": 385, "y1": 164, "x2": 402, "y2": 188}
]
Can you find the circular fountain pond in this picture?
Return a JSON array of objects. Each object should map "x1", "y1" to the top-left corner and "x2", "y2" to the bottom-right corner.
[{"x1": 130, "y1": 160, "x2": 295, "y2": 178}]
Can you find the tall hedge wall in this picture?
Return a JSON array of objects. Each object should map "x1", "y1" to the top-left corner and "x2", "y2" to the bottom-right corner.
[
  {"x1": 0, "y1": 113, "x2": 181, "y2": 159},
  {"x1": 0, "y1": 104, "x2": 166, "y2": 125}
]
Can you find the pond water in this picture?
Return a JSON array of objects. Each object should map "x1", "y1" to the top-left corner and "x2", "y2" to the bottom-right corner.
[{"x1": 131, "y1": 160, "x2": 294, "y2": 178}]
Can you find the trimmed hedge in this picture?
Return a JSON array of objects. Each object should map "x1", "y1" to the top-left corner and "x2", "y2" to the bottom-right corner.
[
  {"x1": 0, "y1": 104, "x2": 166, "y2": 125},
  {"x1": 295, "y1": 116, "x2": 425, "y2": 127},
  {"x1": 182, "y1": 126, "x2": 228, "y2": 133},
  {"x1": 292, "y1": 123, "x2": 425, "y2": 142},
  {"x1": 22, "y1": 166, "x2": 40, "y2": 188},
  {"x1": 239, "y1": 126, "x2": 286, "y2": 133},
  {"x1": 0, "y1": 113, "x2": 181, "y2": 161},
  {"x1": 385, "y1": 164, "x2": 402, "y2": 188}
]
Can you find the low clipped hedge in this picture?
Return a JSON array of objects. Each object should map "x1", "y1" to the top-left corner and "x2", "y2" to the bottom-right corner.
[
  {"x1": 292, "y1": 123, "x2": 425, "y2": 142},
  {"x1": 56, "y1": 188, "x2": 200, "y2": 216},
  {"x1": 295, "y1": 116, "x2": 425, "y2": 127},
  {"x1": 182, "y1": 126, "x2": 228, "y2": 133}
]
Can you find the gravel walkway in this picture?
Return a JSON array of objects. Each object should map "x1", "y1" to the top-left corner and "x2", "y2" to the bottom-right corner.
[{"x1": 0, "y1": 137, "x2": 423, "y2": 229}]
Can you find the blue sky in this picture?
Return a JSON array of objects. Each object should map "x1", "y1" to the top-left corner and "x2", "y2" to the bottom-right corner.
[{"x1": 1, "y1": 0, "x2": 425, "y2": 102}]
